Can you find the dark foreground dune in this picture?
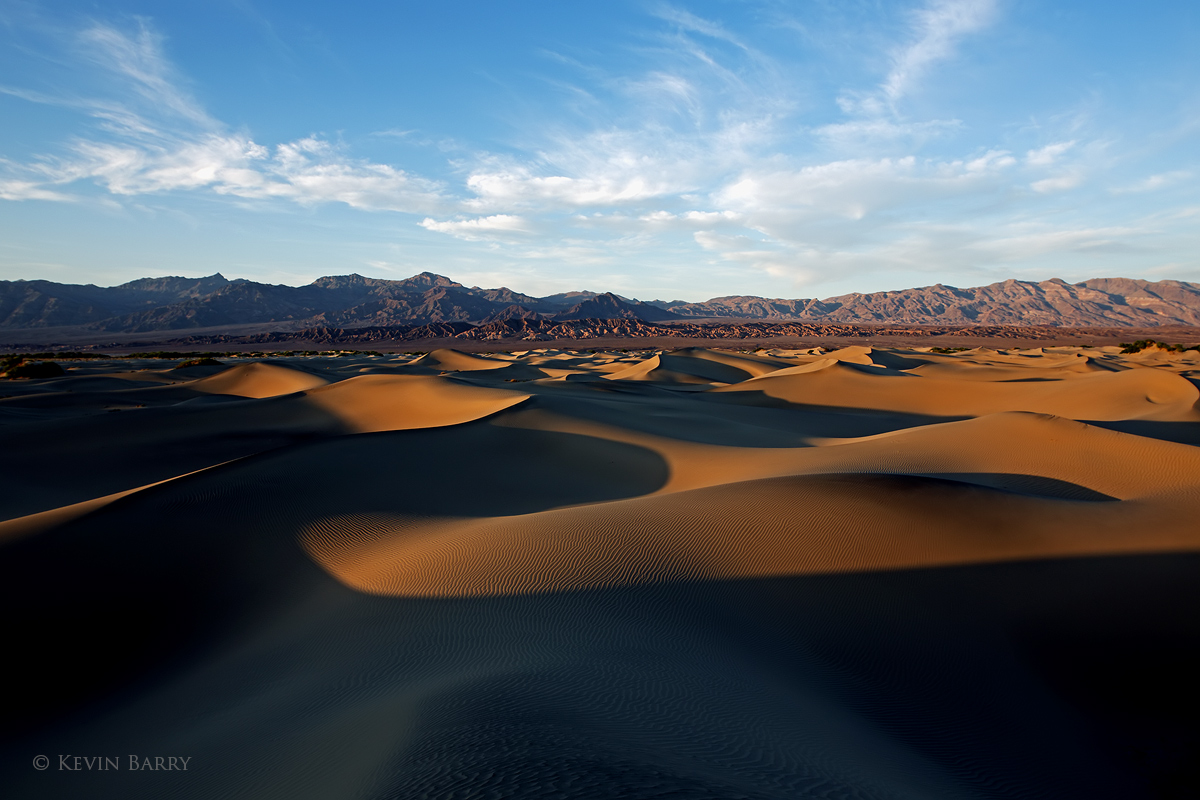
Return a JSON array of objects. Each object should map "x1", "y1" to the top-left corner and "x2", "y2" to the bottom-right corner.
[{"x1": 2, "y1": 344, "x2": 1199, "y2": 798}]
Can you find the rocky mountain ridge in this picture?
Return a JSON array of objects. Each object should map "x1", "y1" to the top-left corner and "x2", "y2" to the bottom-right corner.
[
  {"x1": 661, "y1": 278, "x2": 1200, "y2": 327},
  {"x1": 2, "y1": 272, "x2": 1198, "y2": 331}
]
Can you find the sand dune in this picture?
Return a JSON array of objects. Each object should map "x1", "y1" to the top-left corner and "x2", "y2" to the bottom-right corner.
[
  {"x1": 296, "y1": 374, "x2": 528, "y2": 433},
  {"x1": 300, "y1": 467, "x2": 1196, "y2": 598},
  {"x1": 3, "y1": 344, "x2": 1199, "y2": 799},
  {"x1": 715, "y1": 357, "x2": 1199, "y2": 420},
  {"x1": 408, "y1": 347, "x2": 512, "y2": 372},
  {"x1": 189, "y1": 360, "x2": 331, "y2": 398}
]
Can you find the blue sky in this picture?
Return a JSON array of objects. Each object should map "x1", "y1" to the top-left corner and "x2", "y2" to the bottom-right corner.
[{"x1": 1, "y1": 0, "x2": 1197, "y2": 300}]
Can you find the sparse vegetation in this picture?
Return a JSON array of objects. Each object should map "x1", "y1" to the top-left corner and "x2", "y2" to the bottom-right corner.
[
  {"x1": 0, "y1": 349, "x2": 397, "y2": 372},
  {"x1": 930, "y1": 346, "x2": 970, "y2": 354},
  {"x1": 175, "y1": 357, "x2": 225, "y2": 368},
  {"x1": 1119, "y1": 340, "x2": 1200, "y2": 354},
  {"x1": 128, "y1": 351, "x2": 238, "y2": 359},
  {"x1": 1, "y1": 351, "x2": 112, "y2": 375},
  {"x1": 14, "y1": 351, "x2": 112, "y2": 360},
  {"x1": 2, "y1": 360, "x2": 65, "y2": 379},
  {"x1": 125, "y1": 349, "x2": 380, "y2": 358}
]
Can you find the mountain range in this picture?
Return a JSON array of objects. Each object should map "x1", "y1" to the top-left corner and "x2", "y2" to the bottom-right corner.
[{"x1": 3, "y1": 272, "x2": 1199, "y2": 332}]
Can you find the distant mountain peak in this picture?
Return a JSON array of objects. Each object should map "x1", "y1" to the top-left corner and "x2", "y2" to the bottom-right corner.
[
  {"x1": 403, "y1": 271, "x2": 461, "y2": 287},
  {"x1": 308, "y1": 273, "x2": 371, "y2": 288},
  {"x1": 554, "y1": 292, "x2": 682, "y2": 323},
  {"x1": 480, "y1": 304, "x2": 544, "y2": 324}
]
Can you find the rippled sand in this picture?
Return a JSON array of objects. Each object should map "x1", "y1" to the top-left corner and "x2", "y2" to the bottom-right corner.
[{"x1": 3, "y1": 344, "x2": 1199, "y2": 798}]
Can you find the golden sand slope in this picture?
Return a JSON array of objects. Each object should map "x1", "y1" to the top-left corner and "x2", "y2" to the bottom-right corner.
[
  {"x1": 298, "y1": 408, "x2": 1200, "y2": 598},
  {"x1": 295, "y1": 374, "x2": 528, "y2": 433},
  {"x1": 189, "y1": 360, "x2": 331, "y2": 397},
  {"x1": 714, "y1": 357, "x2": 1197, "y2": 420},
  {"x1": 3, "y1": 344, "x2": 1199, "y2": 799}
]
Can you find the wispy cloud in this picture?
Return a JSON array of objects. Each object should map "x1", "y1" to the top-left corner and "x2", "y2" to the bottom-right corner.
[
  {"x1": 969, "y1": 224, "x2": 1148, "y2": 260},
  {"x1": 716, "y1": 151, "x2": 1017, "y2": 220},
  {"x1": 4, "y1": 130, "x2": 447, "y2": 212},
  {"x1": 1025, "y1": 140, "x2": 1076, "y2": 166},
  {"x1": 419, "y1": 214, "x2": 531, "y2": 242},
  {"x1": 838, "y1": 0, "x2": 998, "y2": 117},
  {"x1": 1030, "y1": 174, "x2": 1082, "y2": 193},
  {"x1": 1113, "y1": 170, "x2": 1192, "y2": 194},
  {"x1": 883, "y1": 0, "x2": 998, "y2": 105},
  {"x1": 652, "y1": 5, "x2": 751, "y2": 52},
  {"x1": 0, "y1": 22, "x2": 448, "y2": 212},
  {"x1": 0, "y1": 179, "x2": 77, "y2": 202},
  {"x1": 813, "y1": 117, "x2": 963, "y2": 151},
  {"x1": 77, "y1": 21, "x2": 216, "y2": 128}
]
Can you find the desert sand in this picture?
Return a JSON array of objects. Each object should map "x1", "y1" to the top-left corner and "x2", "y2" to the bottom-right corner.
[{"x1": 2, "y1": 344, "x2": 1198, "y2": 798}]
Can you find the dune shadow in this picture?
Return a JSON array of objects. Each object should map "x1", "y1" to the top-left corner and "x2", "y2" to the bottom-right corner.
[
  {"x1": 1087, "y1": 419, "x2": 1200, "y2": 447},
  {"x1": 915, "y1": 472, "x2": 1118, "y2": 501},
  {"x1": 0, "y1": 393, "x2": 356, "y2": 522},
  {"x1": 0, "y1": 422, "x2": 671, "y2": 741},
  {"x1": 507, "y1": 386, "x2": 964, "y2": 447},
  {"x1": 4, "y1": 549, "x2": 1197, "y2": 799},
  {"x1": 838, "y1": 361, "x2": 914, "y2": 376},
  {"x1": 696, "y1": 388, "x2": 968, "y2": 437}
]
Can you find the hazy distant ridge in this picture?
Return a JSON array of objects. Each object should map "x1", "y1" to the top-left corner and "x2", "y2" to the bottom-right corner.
[
  {"x1": 2, "y1": 273, "x2": 1198, "y2": 331},
  {"x1": 662, "y1": 277, "x2": 1200, "y2": 327}
]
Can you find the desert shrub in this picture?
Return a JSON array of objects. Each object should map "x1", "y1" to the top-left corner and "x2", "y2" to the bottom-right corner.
[
  {"x1": 127, "y1": 351, "x2": 235, "y2": 359},
  {"x1": 174, "y1": 357, "x2": 224, "y2": 368},
  {"x1": 1, "y1": 351, "x2": 110, "y2": 371},
  {"x1": 1119, "y1": 340, "x2": 1200, "y2": 354},
  {"x1": 19, "y1": 351, "x2": 109, "y2": 360},
  {"x1": 3, "y1": 361, "x2": 65, "y2": 379}
]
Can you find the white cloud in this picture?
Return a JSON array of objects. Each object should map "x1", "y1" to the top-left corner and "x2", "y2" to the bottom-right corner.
[
  {"x1": 0, "y1": 22, "x2": 451, "y2": 214},
  {"x1": 1113, "y1": 170, "x2": 1192, "y2": 194},
  {"x1": 0, "y1": 22, "x2": 448, "y2": 214},
  {"x1": 672, "y1": 149, "x2": 1147, "y2": 290},
  {"x1": 6, "y1": 133, "x2": 447, "y2": 212},
  {"x1": 1030, "y1": 174, "x2": 1082, "y2": 193},
  {"x1": 695, "y1": 230, "x2": 767, "y2": 252},
  {"x1": 653, "y1": 6, "x2": 750, "y2": 51},
  {"x1": 965, "y1": 149, "x2": 1017, "y2": 172},
  {"x1": 693, "y1": 230, "x2": 810, "y2": 283},
  {"x1": 78, "y1": 22, "x2": 216, "y2": 129},
  {"x1": 631, "y1": 209, "x2": 743, "y2": 228},
  {"x1": 0, "y1": 180, "x2": 77, "y2": 202},
  {"x1": 882, "y1": 0, "x2": 998, "y2": 105},
  {"x1": 625, "y1": 72, "x2": 703, "y2": 121},
  {"x1": 715, "y1": 152, "x2": 1016, "y2": 222},
  {"x1": 264, "y1": 138, "x2": 445, "y2": 211},
  {"x1": 1025, "y1": 140, "x2": 1076, "y2": 166},
  {"x1": 419, "y1": 214, "x2": 531, "y2": 241},
  {"x1": 969, "y1": 225, "x2": 1147, "y2": 260},
  {"x1": 815, "y1": 118, "x2": 962, "y2": 147},
  {"x1": 466, "y1": 169, "x2": 670, "y2": 208},
  {"x1": 834, "y1": 0, "x2": 997, "y2": 122}
]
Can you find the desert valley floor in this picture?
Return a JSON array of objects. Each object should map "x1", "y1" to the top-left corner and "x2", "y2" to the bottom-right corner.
[{"x1": 3, "y1": 344, "x2": 1199, "y2": 799}]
